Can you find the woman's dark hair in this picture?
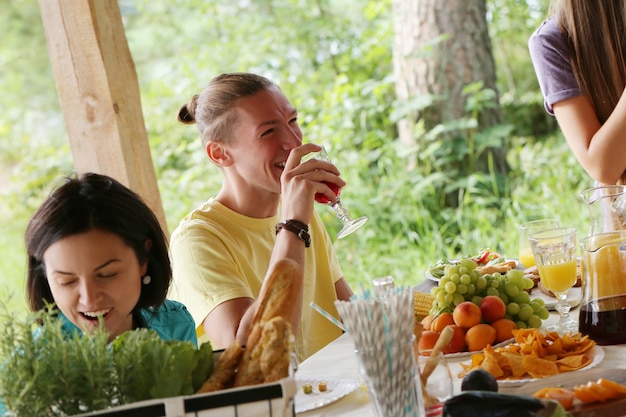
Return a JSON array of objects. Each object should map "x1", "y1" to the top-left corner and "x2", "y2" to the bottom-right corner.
[{"x1": 25, "y1": 172, "x2": 171, "y2": 313}]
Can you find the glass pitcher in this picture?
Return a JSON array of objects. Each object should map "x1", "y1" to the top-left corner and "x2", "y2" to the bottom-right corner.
[
  {"x1": 579, "y1": 231, "x2": 626, "y2": 345},
  {"x1": 580, "y1": 185, "x2": 626, "y2": 235}
]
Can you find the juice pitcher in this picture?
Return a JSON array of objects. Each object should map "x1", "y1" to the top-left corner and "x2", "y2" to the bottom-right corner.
[
  {"x1": 579, "y1": 231, "x2": 626, "y2": 345},
  {"x1": 580, "y1": 185, "x2": 626, "y2": 235}
]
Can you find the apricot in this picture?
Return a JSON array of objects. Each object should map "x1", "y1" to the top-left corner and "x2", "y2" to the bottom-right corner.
[
  {"x1": 431, "y1": 313, "x2": 455, "y2": 333},
  {"x1": 465, "y1": 323, "x2": 497, "y2": 352},
  {"x1": 480, "y1": 295, "x2": 506, "y2": 323},
  {"x1": 533, "y1": 387, "x2": 575, "y2": 410},
  {"x1": 421, "y1": 314, "x2": 433, "y2": 331},
  {"x1": 443, "y1": 324, "x2": 466, "y2": 354},
  {"x1": 491, "y1": 318, "x2": 517, "y2": 343},
  {"x1": 452, "y1": 301, "x2": 482, "y2": 329},
  {"x1": 418, "y1": 330, "x2": 440, "y2": 353}
]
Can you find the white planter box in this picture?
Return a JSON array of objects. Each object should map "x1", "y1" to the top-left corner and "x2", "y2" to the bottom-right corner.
[{"x1": 71, "y1": 378, "x2": 296, "y2": 417}]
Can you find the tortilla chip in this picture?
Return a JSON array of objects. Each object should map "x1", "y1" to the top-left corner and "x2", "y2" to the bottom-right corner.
[
  {"x1": 557, "y1": 354, "x2": 591, "y2": 371},
  {"x1": 523, "y1": 355, "x2": 559, "y2": 378},
  {"x1": 500, "y1": 352, "x2": 527, "y2": 378}
]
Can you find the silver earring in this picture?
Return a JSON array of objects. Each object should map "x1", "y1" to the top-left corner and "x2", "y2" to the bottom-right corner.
[{"x1": 142, "y1": 275, "x2": 151, "y2": 285}]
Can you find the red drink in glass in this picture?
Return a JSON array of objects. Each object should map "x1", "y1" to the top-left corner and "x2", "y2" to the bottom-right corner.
[{"x1": 315, "y1": 181, "x2": 340, "y2": 204}]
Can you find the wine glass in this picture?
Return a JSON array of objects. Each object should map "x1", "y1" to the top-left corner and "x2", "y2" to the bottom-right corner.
[
  {"x1": 301, "y1": 147, "x2": 368, "y2": 239},
  {"x1": 529, "y1": 227, "x2": 578, "y2": 334},
  {"x1": 519, "y1": 219, "x2": 560, "y2": 268}
]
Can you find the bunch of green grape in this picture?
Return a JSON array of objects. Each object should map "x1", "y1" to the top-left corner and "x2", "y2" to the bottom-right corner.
[{"x1": 429, "y1": 258, "x2": 550, "y2": 329}]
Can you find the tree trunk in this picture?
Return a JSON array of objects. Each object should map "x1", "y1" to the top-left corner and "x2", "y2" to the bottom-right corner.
[{"x1": 391, "y1": 0, "x2": 508, "y2": 179}]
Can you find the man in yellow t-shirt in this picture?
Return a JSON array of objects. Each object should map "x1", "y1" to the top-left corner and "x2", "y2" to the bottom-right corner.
[
  {"x1": 169, "y1": 198, "x2": 344, "y2": 360},
  {"x1": 168, "y1": 73, "x2": 354, "y2": 361}
]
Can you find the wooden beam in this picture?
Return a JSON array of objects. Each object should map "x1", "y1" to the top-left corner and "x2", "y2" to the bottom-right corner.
[{"x1": 38, "y1": 0, "x2": 168, "y2": 234}]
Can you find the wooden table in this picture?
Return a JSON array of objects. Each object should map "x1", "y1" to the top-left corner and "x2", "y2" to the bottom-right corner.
[{"x1": 295, "y1": 287, "x2": 626, "y2": 416}]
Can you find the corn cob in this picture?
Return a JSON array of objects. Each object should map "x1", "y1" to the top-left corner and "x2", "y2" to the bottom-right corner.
[{"x1": 414, "y1": 291, "x2": 434, "y2": 321}]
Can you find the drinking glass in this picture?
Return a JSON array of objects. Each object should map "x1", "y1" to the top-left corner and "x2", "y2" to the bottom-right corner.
[
  {"x1": 529, "y1": 227, "x2": 578, "y2": 333},
  {"x1": 301, "y1": 147, "x2": 368, "y2": 239},
  {"x1": 519, "y1": 219, "x2": 560, "y2": 268},
  {"x1": 418, "y1": 351, "x2": 453, "y2": 416}
]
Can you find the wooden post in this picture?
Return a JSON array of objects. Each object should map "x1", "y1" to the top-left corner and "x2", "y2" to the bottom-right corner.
[{"x1": 38, "y1": 0, "x2": 168, "y2": 234}]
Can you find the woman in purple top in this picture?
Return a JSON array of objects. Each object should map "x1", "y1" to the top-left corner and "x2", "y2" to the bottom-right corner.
[{"x1": 528, "y1": 0, "x2": 626, "y2": 185}]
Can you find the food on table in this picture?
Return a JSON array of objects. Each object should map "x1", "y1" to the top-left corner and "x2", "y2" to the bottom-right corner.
[
  {"x1": 414, "y1": 291, "x2": 435, "y2": 321},
  {"x1": 432, "y1": 312, "x2": 456, "y2": 332},
  {"x1": 197, "y1": 339, "x2": 244, "y2": 392},
  {"x1": 531, "y1": 378, "x2": 626, "y2": 410},
  {"x1": 479, "y1": 295, "x2": 507, "y2": 323},
  {"x1": 419, "y1": 295, "x2": 516, "y2": 354},
  {"x1": 302, "y1": 384, "x2": 313, "y2": 394},
  {"x1": 465, "y1": 324, "x2": 497, "y2": 352},
  {"x1": 427, "y1": 256, "x2": 549, "y2": 330},
  {"x1": 491, "y1": 318, "x2": 518, "y2": 344},
  {"x1": 573, "y1": 378, "x2": 626, "y2": 403},
  {"x1": 458, "y1": 328, "x2": 596, "y2": 381},
  {"x1": 198, "y1": 259, "x2": 300, "y2": 392},
  {"x1": 461, "y1": 369, "x2": 498, "y2": 392},
  {"x1": 532, "y1": 387, "x2": 575, "y2": 410},
  {"x1": 453, "y1": 301, "x2": 482, "y2": 329},
  {"x1": 427, "y1": 249, "x2": 505, "y2": 279}
]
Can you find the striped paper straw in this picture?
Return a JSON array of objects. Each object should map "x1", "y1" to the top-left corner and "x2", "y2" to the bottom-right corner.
[{"x1": 309, "y1": 301, "x2": 346, "y2": 332}]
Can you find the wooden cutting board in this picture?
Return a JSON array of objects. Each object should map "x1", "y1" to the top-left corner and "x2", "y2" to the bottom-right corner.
[{"x1": 513, "y1": 367, "x2": 626, "y2": 417}]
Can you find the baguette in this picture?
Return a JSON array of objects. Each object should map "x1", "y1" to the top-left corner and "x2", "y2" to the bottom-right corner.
[
  {"x1": 234, "y1": 258, "x2": 301, "y2": 387},
  {"x1": 197, "y1": 339, "x2": 244, "y2": 393}
]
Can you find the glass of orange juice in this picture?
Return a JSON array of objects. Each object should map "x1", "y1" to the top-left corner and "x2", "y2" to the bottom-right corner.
[
  {"x1": 529, "y1": 227, "x2": 578, "y2": 333},
  {"x1": 519, "y1": 219, "x2": 560, "y2": 268}
]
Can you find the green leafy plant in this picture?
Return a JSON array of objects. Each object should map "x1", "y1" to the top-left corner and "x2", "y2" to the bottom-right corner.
[{"x1": 0, "y1": 306, "x2": 213, "y2": 416}]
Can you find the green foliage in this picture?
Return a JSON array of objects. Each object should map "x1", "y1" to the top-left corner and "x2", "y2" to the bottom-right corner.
[
  {"x1": 0, "y1": 0, "x2": 590, "y2": 302},
  {"x1": 112, "y1": 329, "x2": 214, "y2": 403},
  {"x1": 0, "y1": 306, "x2": 213, "y2": 416}
]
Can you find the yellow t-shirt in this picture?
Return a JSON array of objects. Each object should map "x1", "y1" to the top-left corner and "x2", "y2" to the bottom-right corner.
[{"x1": 168, "y1": 198, "x2": 344, "y2": 361}]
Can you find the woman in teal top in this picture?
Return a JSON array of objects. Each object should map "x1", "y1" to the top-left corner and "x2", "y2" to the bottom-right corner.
[
  {"x1": 1, "y1": 172, "x2": 197, "y2": 417},
  {"x1": 24, "y1": 172, "x2": 197, "y2": 345}
]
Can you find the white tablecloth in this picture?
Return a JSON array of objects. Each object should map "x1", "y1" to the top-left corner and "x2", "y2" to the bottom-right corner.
[{"x1": 295, "y1": 310, "x2": 626, "y2": 416}]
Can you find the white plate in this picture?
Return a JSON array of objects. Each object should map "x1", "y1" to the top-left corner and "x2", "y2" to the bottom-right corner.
[
  {"x1": 295, "y1": 378, "x2": 359, "y2": 413},
  {"x1": 491, "y1": 345, "x2": 604, "y2": 387}
]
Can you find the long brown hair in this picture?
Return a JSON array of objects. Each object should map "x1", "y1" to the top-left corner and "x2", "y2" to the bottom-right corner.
[
  {"x1": 552, "y1": 0, "x2": 626, "y2": 124},
  {"x1": 552, "y1": 0, "x2": 626, "y2": 183}
]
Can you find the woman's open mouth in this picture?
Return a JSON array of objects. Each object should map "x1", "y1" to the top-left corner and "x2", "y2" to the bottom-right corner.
[{"x1": 80, "y1": 308, "x2": 112, "y2": 321}]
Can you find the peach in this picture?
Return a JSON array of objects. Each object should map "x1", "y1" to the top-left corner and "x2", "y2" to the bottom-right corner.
[
  {"x1": 465, "y1": 323, "x2": 497, "y2": 352},
  {"x1": 480, "y1": 295, "x2": 507, "y2": 323},
  {"x1": 453, "y1": 301, "x2": 482, "y2": 329},
  {"x1": 491, "y1": 318, "x2": 517, "y2": 343},
  {"x1": 431, "y1": 313, "x2": 455, "y2": 333},
  {"x1": 421, "y1": 314, "x2": 433, "y2": 331},
  {"x1": 418, "y1": 330, "x2": 440, "y2": 353},
  {"x1": 443, "y1": 324, "x2": 466, "y2": 354}
]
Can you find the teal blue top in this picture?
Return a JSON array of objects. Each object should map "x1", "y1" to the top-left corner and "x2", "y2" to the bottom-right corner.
[{"x1": 59, "y1": 299, "x2": 198, "y2": 346}]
